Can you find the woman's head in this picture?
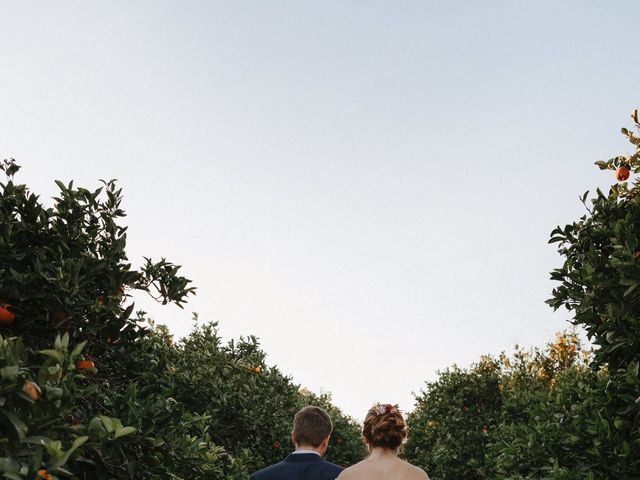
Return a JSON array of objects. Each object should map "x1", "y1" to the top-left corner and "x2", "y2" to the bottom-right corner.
[{"x1": 362, "y1": 403, "x2": 407, "y2": 450}]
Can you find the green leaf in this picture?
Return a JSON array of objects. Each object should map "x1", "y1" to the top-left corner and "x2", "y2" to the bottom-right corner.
[
  {"x1": 0, "y1": 366, "x2": 19, "y2": 380},
  {"x1": 61, "y1": 332, "x2": 69, "y2": 350},
  {"x1": 0, "y1": 408, "x2": 28, "y2": 440},
  {"x1": 595, "y1": 160, "x2": 608, "y2": 169},
  {"x1": 114, "y1": 426, "x2": 137, "y2": 439},
  {"x1": 48, "y1": 436, "x2": 88, "y2": 469},
  {"x1": 623, "y1": 284, "x2": 637, "y2": 297},
  {"x1": 100, "y1": 416, "x2": 114, "y2": 433},
  {"x1": 70, "y1": 340, "x2": 88, "y2": 359},
  {"x1": 39, "y1": 349, "x2": 64, "y2": 364},
  {"x1": 88, "y1": 417, "x2": 104, "y2": 438}
]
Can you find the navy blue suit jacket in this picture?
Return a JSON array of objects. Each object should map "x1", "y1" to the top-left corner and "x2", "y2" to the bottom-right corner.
[{"x1": 250, "y1": 452, "x2": 343, "y2": 480}]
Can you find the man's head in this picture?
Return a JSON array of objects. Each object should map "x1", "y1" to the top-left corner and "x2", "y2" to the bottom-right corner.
[{"x1": 291, "y1": 406, "x2": 333, "y2": 455}]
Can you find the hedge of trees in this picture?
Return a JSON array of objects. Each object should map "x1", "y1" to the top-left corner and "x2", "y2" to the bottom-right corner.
[
  {"x1": 0, "y1": 160, "x2": 365, "y2": 480},
  {"x1": 3, "y1": 110, "x2": 640, "y2": 479},
  {"x1": 404, "y1": 111, "x2": 640, "y2": 479}
]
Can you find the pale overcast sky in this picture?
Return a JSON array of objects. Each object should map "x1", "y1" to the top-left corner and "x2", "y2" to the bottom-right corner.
[{"x1": 1, "y1": 1, "x2": 639, "y2": 420}]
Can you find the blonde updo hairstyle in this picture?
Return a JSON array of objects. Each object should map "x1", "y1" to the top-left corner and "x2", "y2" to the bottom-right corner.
[{"x1": 362, "y1": 403, "x2": 407, "y2": 450}]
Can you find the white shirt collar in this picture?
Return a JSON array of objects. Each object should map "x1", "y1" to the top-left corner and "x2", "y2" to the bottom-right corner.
[{"x1": 291, "y1": 449, "x2": 321, "y2": 456}]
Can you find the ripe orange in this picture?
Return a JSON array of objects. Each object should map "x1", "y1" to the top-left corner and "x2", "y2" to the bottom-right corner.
[
  {"x1": 76, "y1": 359, "x2": 95, "y2": 370},
  {"x1": 22, "y1": 381, "x2": 41, "y2": 401},
  {"x1": 0, "y1": 304, "x2": 15, "y2": 323},
  {"x1": 37, "y1": 470, "x2": 53, "y2": 480},
  {"x1": 254, "y1": 366, "x2": 262, "y2": 374},
  {"x1": 616, "y1": 166, "x2": 630, "y2": 182}
]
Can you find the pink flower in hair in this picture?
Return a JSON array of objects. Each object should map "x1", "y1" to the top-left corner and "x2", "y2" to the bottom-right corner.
[{"x1": 374, "y1": 403, "x2": 398, "y2": 415}]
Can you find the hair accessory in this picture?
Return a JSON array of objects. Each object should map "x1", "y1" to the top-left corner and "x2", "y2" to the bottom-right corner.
[{"x1": 374, "y1": 403, "x2": 399, "y2": 415}]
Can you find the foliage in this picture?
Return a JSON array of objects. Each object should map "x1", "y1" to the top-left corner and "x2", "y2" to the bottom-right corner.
[
  {"x1": 0, "y1": 159, "x2": 363, "y2": 479},
  {"x1": 0, "y1": 333, "x2": 137, "y2": 479},
  {"x1": 0, "y1": 158, "x2": 194, "y2": 352},
  {"x1": 548, "y1": 110, "x2": 640, "y2": 369},
  {"x1": 124, "y1": 319, "x2": 365, "y2": 472},
  {"x1": 406, "y1": 111, "x2": 640, "y2": 478},
  {"x1": 491, "y1": 364, "x2": 640, "y2": 479},
  {"x1": 404, "y1": 332, "x2": 589, "y2": 480},
  {"x1": 542, "y1": 110, "x2": 640, "y2": 477},
  {"x1": 404, "y1": 355, "x2": 504, "y2": 479}
]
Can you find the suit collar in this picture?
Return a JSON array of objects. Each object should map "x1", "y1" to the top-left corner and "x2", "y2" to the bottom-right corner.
[{"x1": 284, "y1": 453, "x2": 324, "y2": 463}]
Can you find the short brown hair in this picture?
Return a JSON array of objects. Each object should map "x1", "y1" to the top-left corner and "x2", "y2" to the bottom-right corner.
[
  {"x1": 362, "y1": 404, "x2": 407, "y2": 450},
  {"x1": 292, "y1": 406, "x2": 333, "y2": 447}
]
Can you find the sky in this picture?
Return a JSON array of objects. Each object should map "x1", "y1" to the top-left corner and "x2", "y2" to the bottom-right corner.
[{"x1": 1, "y1": 1, "x2": 639, "y2": 421}]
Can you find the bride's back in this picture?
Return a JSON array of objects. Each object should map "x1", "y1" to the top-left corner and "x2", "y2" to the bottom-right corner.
[
  {"x1": 336, "y1": 404, "x2": 429, "y2": 480},
  {"x1": 339, "y1": 455, "x2": 429, "y2": 480}
]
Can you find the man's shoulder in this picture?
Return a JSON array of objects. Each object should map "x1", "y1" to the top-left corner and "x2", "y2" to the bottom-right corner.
[
  {"x1": 249, "y1": 460, "x2": 286, "y2": 480},
  {"x1": 250, "y1": 456, "x2": 342, "y2": 480},
  {"x1": 321, "y1": 458, "x2": 343, "y2": 473}
]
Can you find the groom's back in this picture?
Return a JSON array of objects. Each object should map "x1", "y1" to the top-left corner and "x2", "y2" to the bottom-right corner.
[
  {"x1": 250, "y1": 407, "x2": 343, "y2": 480},
  {"x1": 250, "y1": 453, "x2": 342, "y2": 480}
]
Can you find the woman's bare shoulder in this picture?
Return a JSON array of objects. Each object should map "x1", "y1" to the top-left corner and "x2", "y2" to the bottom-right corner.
[
  {"x1": 411, "y1": 464, "x2": 430, "y2": 479},
  {"x1": 398, "y1": 458, "x2": 430, "y2": 479}
]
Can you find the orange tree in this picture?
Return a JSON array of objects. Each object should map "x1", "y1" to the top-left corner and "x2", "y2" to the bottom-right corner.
[
  {"x1": 0, "y1": 159, "x2": 364, "y2": 478},
  {"x1": 548, "y1": 110, "x2": 640, "y2": 370},
  {"x1": 0, "y1": 158, "x2": 194, "y2": 352},
  {"x1": 404, "y1": 356, "x2": 503, "y2": 479},
  {"x1": 403, "y1": 332, "x2": 588, "y2": 479},
  {"x1": 407, "y1": 113, "x2": 640, "y2": 478},
  {"x1": 484, "y1": 333, "x2": 593, "y2": 479},
  {"x1": 126, "y1": 320, "x2": 366, "y2": 472},
  {"x1": 545, "y1": 110, "x2": 640, "y2": 476},
  {"x1": 0, "y1": 159, "x2": 238, "y2": 479}
]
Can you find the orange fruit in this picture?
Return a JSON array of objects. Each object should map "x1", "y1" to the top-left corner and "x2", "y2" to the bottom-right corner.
[
  {"x1": 22, "y1": 381, "x2": 41, "y2": 401},
  {"x1": 427, "y1": 420, "x2": 435, "y2": 428},
  {"x1": 0, "y1": 303, "x2": 15, "y2": 323},
  {"x1": 616, "y1": 166, "x2": 630, "y2": 182},
  {"x1": 76, "y1": 359, "x2": 95, "y2": 370},
  {"x1": 37, "y1": 470, "x2": 53, "y2": 480},
  {"x1": 254, "y1": 366, "x2": 262, "y2": 374}
]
